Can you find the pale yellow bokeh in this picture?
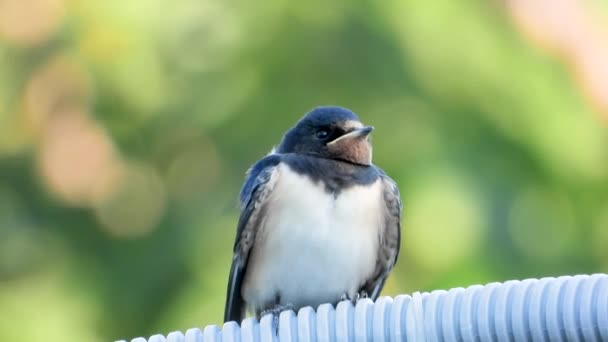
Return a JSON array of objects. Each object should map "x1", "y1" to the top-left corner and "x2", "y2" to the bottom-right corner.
[
  {"x1": 158, "y1": 0, "x2": 244, "y2": 72},
  {"x1": 404, "y1": 171, "x2": 485, "y2": 273},
  {"x1": 0, "y1": 264, "x2": 101, "y2": 342},
  {"x1": 74, "y1": 1, "x2": 167, "y2": 114}
]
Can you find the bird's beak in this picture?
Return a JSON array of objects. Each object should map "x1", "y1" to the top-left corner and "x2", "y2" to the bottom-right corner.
[{"x1": 328, "y1": 126, "x2": 374, "y2": 145}]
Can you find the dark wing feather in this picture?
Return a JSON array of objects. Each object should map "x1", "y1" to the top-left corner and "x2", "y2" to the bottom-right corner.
[
  {"x1": 224, "y1": 154, "x2": 282, "y2": 322},
  {"x1": 362, "y1": 171, "x2": 402, "y2": 300}
]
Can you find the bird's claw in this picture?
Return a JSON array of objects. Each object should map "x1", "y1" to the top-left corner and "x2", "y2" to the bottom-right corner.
[
  {"x1": 340, "y1": 291, "x2": 369, "y2": 305},
  {"x1": 261, "y1": 303, "x2": 295, "y2": 318},
  {"x1": 260, "y1": 303, "x2": 296, "y2": 333}
]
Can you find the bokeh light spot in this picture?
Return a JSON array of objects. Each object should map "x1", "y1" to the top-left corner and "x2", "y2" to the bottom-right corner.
[
  {"x1": 165, "y1": 140, "x2": 220, "y2": 202},
  {"x1": 0, "y1": 268, "x2": 101, "y2": 342},
  {"x1": 94, "y1": 162, "x2": 167, "y2": 238},
  {"x1": 508, "y1": 186, "x2": 576, "y2": 261},
  {"x1": 405, "y1": 172, "x2": 485, "y2": 273},
  {"x1": 160, "y1": 0, "x2": 243, "y2": 72},
  {"x1": 23, "y1": 55, "x2": 92, "y2": 137},
  {"x1": 0, "y1": 0, "x2": 65, "y2": 46},
  {"x1": 38, "y1": 109, "x2": 120, "y2": 207},
  {"x1": 507, "y1": 0, "x2": 608, "y2": 118}
]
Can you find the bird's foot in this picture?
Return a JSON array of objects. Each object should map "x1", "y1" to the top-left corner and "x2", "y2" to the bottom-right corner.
[
  {"x1": 261, "y1": 303, "x2": 296, "y2": 317},
  {"x1": 260, "y1": 303, "x2": 296, "y2": 333},
  {"x1": 340, "y1": 291, "x2": 369, "y2": 305}
]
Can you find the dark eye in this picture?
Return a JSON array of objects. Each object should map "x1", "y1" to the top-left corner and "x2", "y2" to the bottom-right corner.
[{"x1": 316, "y1": 129, "x2": 329, "y2": 139}]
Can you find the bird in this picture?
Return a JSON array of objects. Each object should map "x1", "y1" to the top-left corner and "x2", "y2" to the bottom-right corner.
[{"x1": 224, "y1": 106, "x2": 402, "y2": 323}]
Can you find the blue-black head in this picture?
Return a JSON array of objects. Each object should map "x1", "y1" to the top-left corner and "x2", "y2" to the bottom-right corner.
[{"x1": 277, "y1": 106, "x2": 374, "y2": 166}]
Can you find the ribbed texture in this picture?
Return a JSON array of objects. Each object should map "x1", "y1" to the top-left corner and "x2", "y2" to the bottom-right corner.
[{"x1": 118, "y1": 274, "x2": 608, "y2": 342}]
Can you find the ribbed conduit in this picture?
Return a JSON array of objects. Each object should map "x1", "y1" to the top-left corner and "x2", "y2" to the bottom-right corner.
[{"x1": 118, "y1": 273, "x2": 608, "y2": 342}]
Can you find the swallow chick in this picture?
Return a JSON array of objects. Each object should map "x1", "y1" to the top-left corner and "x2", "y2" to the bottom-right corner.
[{"x1": 224, "y1": 106, "x2": 402, "y2": 323}]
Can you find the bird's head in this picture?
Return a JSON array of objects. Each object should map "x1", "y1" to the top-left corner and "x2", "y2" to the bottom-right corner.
[{"x1": 277, "y1": 106, "x2": 374, "y2": 166}]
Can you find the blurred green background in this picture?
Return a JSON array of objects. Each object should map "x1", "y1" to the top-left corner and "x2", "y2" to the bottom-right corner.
[{"x1": 1, "y1": 0, "x2": 608, "y2": 340}]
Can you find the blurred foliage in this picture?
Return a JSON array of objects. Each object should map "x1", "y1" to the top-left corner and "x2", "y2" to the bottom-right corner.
[{"x1": 1, "y1": 0, "x2": 607, "y2": 340}]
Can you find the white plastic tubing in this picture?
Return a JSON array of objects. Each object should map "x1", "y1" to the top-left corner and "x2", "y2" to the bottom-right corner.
[{"x1": 119, "y1": 274, "x2": 608, "y2": 342}]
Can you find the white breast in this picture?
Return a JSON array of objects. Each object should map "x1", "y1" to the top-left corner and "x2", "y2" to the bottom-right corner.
[{"x1": 242, "y1": 163, "x2": 384, "y2": 312}]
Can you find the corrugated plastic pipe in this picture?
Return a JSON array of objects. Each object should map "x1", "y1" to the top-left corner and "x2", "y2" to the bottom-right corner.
[{"x1": 118, "y1": 274, "x2": 608, "y2": 342}]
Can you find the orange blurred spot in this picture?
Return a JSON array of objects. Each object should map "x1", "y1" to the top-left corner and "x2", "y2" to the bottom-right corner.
[
  {"x1": 37, "y1": 109, "x2": 120, "y2": 206},
  {"x1": 506, "y1": 0, "x2": 608, "y2": 119},
  {"x1": 575, "y1": 41, "x2": 608, "y2": 114},
  {"x1": 0, "y1": 0, "x2": 64, "y2": 46},
  {"x1": 23, "y1": 55, "x2": 91, "y2": 137}
]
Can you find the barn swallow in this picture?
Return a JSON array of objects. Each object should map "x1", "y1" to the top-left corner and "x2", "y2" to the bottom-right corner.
[{"x1": 224, "y1": 106, "x2": 402, "y2": 322}]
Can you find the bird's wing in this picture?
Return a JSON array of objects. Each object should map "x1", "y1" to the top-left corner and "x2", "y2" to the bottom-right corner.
[
  {"x1": 362, "y1": 171, "x2": 402, "y2": 300},
  {"x1": 224, "y1": 154, "x2": 282, "y2": 323}
]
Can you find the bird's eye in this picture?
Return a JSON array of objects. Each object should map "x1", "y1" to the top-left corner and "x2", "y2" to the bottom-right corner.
[{"x1": 316, "y1": 130, "x2": 329, "y2": 139}]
